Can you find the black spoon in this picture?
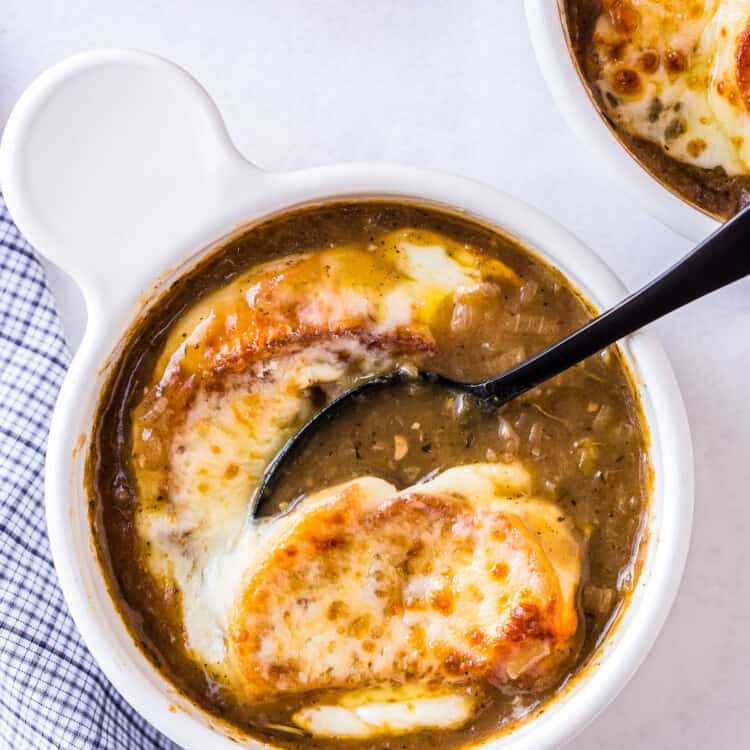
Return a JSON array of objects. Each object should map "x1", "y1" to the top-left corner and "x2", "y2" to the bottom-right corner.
[{"x1": 252, "y1": 205, "x2": 750, "y2": 518}]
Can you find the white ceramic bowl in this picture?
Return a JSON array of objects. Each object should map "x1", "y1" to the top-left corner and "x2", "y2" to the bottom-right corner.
[
  {"x1": 524, "y1": 0, "x2": 721, "y2": 243},
  {"x1": 0, "y1": 50, "x2": 693, "y2": 750}
]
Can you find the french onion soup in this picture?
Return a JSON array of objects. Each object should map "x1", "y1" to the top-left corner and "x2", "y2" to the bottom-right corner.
[
  {"x1": 89, "y1": 202, "x2": 649, "y2": 748},
  {"x1": 565, "y1": 0, "x2": 750, "y2": 218}
]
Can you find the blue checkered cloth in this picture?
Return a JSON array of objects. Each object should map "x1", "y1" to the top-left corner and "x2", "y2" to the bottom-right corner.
[{"x1": 0, "y1": 195, "x2": 177, "y2": 749}]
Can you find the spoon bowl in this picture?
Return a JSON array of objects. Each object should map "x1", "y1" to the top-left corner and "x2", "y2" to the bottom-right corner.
[{"x1": 253, "y1": 204, "x2": 750, "y2": 518}]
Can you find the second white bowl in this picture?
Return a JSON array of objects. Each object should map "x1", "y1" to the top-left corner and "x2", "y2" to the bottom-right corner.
[{"x1": 524, "y1": 0, "x2": 721, "y2": 243}]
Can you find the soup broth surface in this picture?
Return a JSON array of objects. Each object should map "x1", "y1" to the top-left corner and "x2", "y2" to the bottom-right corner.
[{"x1": 89, "y1": 202, "x2": 649, "y2": 749}]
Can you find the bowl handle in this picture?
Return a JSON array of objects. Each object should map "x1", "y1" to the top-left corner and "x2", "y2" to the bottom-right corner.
[{"x1": 0, "y1": 49, "x2": 262, "y2": 317}]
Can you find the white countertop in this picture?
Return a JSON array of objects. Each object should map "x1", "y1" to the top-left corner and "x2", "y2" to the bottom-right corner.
[{"x1": 2, "y1": 2, "x2": 748, "y2": 748}]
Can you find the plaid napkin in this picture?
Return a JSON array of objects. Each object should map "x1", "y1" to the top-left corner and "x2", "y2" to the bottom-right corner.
[{"x1": 0, "y1": 195, "x2": 176, "y2": 749}]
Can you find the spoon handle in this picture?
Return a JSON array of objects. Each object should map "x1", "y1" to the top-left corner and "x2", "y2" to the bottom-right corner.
[{"x1": 480, "y1": 205, "x2": 750, "y2": 404}]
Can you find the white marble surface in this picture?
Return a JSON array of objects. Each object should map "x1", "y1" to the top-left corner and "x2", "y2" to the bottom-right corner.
[{"x1": 1, "y1": 1, "x2": 748, "y2": 748}]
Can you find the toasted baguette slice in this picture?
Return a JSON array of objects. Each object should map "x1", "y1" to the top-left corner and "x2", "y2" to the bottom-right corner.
[{"x1": 228, "y1": 463, "x2": 583, "y2": 702}]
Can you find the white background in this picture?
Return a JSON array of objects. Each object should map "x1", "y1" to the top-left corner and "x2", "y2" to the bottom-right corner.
[{"x1": 1, "y1": 2, "x2": 748, "y2": 748}]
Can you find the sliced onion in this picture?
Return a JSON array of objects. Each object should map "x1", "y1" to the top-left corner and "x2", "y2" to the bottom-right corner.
[
  {"x1": 519, "y1": 279, "x2": 539, "y2": 306},
  {"x1": 582, "y1": 584, "x2": 616, "y2": 615},
  {"x1": 497, "y1": 417, "x2": 520, "y2": 455}
]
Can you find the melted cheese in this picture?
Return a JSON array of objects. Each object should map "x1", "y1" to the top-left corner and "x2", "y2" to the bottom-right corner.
[
  {"x1": 130, "y1": 230, "x2": 520, "y2": 668},
  {"x1": 293, "y1": 688, "x2": 477, "y2": 739},
  {"x1": 590, "y1": 0, "x2": 750, "y2": 174},
  {"x1": 228, "y1": 463, "x2": 583, "y2": 704},
  {"x1": 149, "y1": 227, "x2": 518, "y2": 389},
  {"x1": 140, "y1": 344, "x2": 393, "y2": 662}
]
